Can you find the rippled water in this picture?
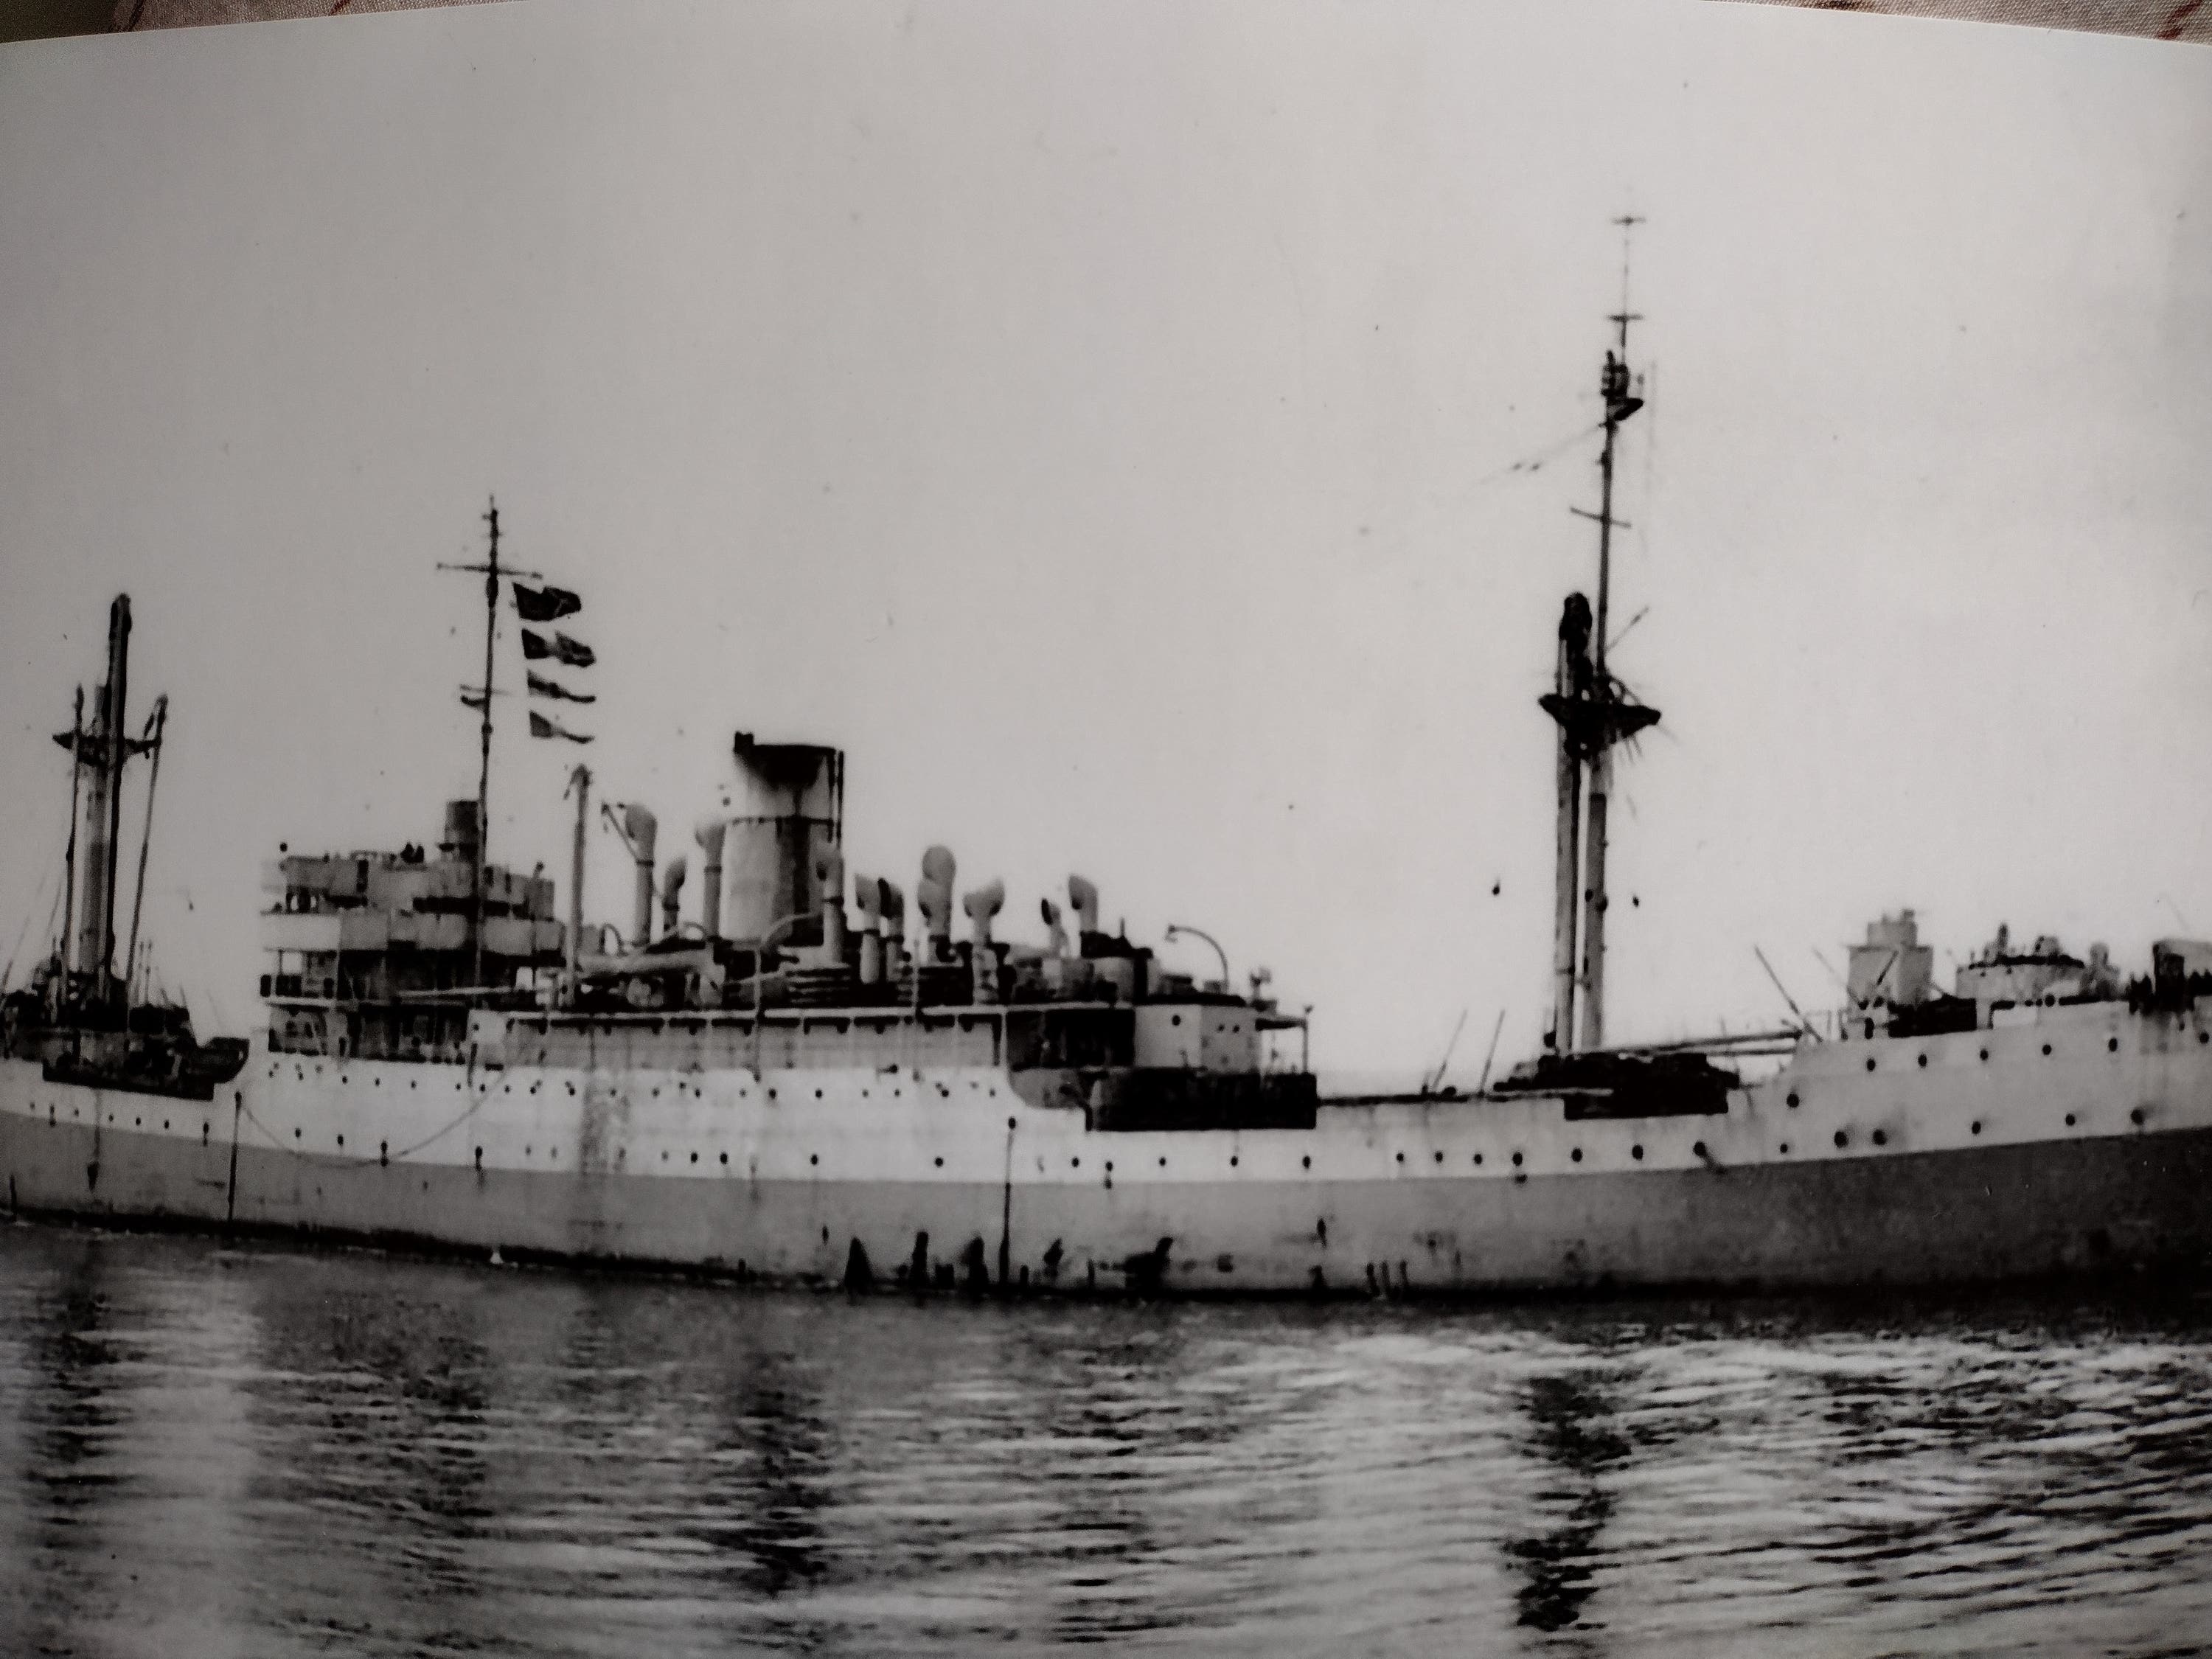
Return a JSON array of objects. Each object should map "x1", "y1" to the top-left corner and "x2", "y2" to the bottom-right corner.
[{"x1": 4, "y1": 1224, "x2": 2211, "y2": 1657}]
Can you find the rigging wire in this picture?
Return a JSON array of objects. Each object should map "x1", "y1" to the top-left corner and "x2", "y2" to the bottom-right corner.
[
  {"x1": 2, "y1": 867, "x2": 60, "y2": 995},
  {"x1": 1478, "y1": 417, "x2": 1607, "y2": 486}
]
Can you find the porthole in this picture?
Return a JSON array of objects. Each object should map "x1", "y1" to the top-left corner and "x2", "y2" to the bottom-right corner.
[
  {"x1": 1231, "y1": 1155, "x2": 1240, "y2": 1168},
  {"x1": 1787, "y1": 1093, "x2": 1800, "y2": 1108},
  {"x1": 810, "y1": 1153, "x2": 819, "y2": 1166},
  {"x1": 2199, "y1": 1031, "x2": 2208, "y2": 1046},
  {"x1": 1071, "y1": 1157, "x2": 1081, "y2": 1168},
  {"x1": 815, "y1": 1089, "x2": 824, "y2": 1099},
  {"x1": 2131, "y1": 1107, "x2": 2146, "y2": 1127},
  {"x1": 1979, "y1": 1049, "x2": 1989, "y2": 1062},
  {"x1": 1778, "y1": 1142, "x2": 1790, "y2": 1155},
  {"x1": 2065, "y1": 1113, "x2": 2076, "y2": 1127},
  {"x1": 1301, "y1": 1155, "x2": 1311, "y2": 1169},
  {"x1": 689, "y1": 1152, "x2": 698, "y2": 1164},
  {"x1": 1474, "y1": 1152, "x2": 1485, "y2": 1165},
  {"x1": 661, "y1": 1151, "x2": 669, "y2": 1162},
  {"x1": 1834, "y1": 1130, "x2": 1849, "y2": 1149},
  {"x1": 1970, "y1": 1121, "x2": 1982, "y2": 1135},
  {"x1": 2107, "y1": 1037, "x2": 2119, "y2": 1054},
  {"x1": 293, "y1": 1127, "x2": 302, "y2": 1139},
  {"x1": 2042, "y1": 1044, "x2": 2053, "y2": 1057},
  {"x1": 1872, "y1": 1129, "x2": 1888, "y2": 1147},
  {"x1": 719, "y1": 1152, "x2": 728, "y2": 1165},
  {"x1": 336, "y1": 1134, "x2": 344, "y2": 1148},
  {"x1": 1172, "y1": 1014, "x2": 1182, "y2": 1026},
  {"x1": 1395, "y1": 1152, "x2": 1405, "y2": 1164},
  {"x1": 1106, "y1": 1161, "x2": 1115, "y2": 1173},
  {"x1": 1511, "y1": 1151, "x2": 1523, "y2": 1167},
  {"x1": 1916, "y1": 1054, "x2": 1927, "y2": 1069},
  {"x1": 934, "y1": 1156, "x2": 944, "y2": 1168},
  {"x1": 1158, "y1": 1156, "x2": 1167, "y2": 1168},
  {"x1": 1693, "y1": 1141, "x2": 1708, "y2": 1159},
  {"x1": 1865, "y1": 1057, "x2": 1877, "y2": 1073},
  {"x1": 1571, "y1": 1148, "x2": 1582, "y2": 1163},
  {"x1": 1433, "y1": 1150, "x2": 1444, "y2": 1164}
]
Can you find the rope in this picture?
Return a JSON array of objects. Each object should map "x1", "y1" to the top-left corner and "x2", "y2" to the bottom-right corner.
[
  {"x1": 2, "y1": 869, "x2": 60, "y2": 995},
  {"x1": 1477, "y1": 417, "x2": 1607, "y2": 485},
  {"x1": 235, "y1": 1070, "x2": 490, "y2": 1166}
]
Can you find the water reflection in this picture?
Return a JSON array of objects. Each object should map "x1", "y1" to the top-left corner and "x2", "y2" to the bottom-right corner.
[
  {"x1": 1506, "y1": 1368, "x2": 1630, "y2": 1634},
  {"x1": 5, "y1": 1228, "x2": 2212, "y2": 1658},
  {"x1": 13, "y1": 1237, "x2": 134, "y2": 1655}
]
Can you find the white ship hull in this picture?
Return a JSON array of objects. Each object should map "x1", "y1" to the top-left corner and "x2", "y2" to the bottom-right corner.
[{"x1": 7, "y1": 995, "x2": 2211, "y2": 1295}]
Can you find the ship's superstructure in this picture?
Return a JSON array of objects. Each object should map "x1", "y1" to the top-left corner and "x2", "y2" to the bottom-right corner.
[{"x1": 7, "y1": 288, "x2": 2212, "y2": 1293}]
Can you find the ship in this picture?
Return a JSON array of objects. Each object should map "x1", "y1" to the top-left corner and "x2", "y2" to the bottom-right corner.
[{"x1": 6, "y1": 326, "x2": 2211, "y2": 1299}]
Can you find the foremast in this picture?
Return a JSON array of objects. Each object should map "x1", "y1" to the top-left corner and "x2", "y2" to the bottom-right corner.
[{"x1": 442, "y1": 498, "x2": 509, "y2": 992}]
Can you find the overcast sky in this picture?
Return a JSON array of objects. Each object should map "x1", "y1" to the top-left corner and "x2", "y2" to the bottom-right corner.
[{"x1": 0, "y1": 0, "x2": 2206, "y2": 1078}]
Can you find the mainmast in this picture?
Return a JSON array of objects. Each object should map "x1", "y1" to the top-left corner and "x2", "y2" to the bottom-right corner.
[{"x1": 1540, "y1": 221, "x2": 1657, "y2": 1054}]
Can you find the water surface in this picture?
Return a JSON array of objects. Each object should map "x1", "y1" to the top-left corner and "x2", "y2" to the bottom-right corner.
[{"x1": 4, "y1": 1222, "x2": 2210, "y2": 1657}]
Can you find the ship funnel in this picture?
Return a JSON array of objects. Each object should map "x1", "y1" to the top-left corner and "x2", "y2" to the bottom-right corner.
[
  {"x1": 815, "y1": 844, "x2": 847, "y2": 962},
  {"x1": 724, "y1": 734, "x2": 843, "y2": 942},
  {"x1": 619, "y1": 804, "x2": 658, "y2": 945},
  {"x1": 1068, "y1": 874, "x2": 1099, "y2": 936},
  {"x1": 659, "y1": 855, "x2": 688, "y2": 939},
  {"x1": 693, "y1": 817, "x2": 727, "y2": 940},
  {"x1": 1040, "y1": 896, "x2": 1068, "y2": 957},
  {"x1": 853, "y1": 875, "x2": 884, "y2": 984},
  {"x1": 918, "y1": 846, "x2": 956, "y2": 960}
]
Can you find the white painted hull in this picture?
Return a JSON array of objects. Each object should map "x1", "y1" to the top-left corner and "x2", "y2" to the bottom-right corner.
[{"x1": 7, "y1": 998, "x2": 2211, "y2": 1294}]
